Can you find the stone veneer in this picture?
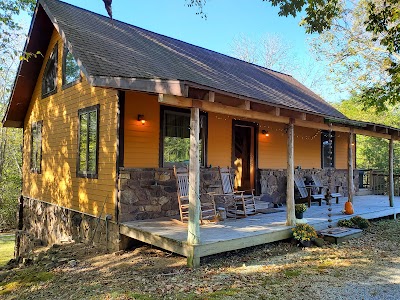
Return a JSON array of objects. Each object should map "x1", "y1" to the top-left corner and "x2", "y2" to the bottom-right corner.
[
  {"x1": 260, "y1": 169, "x2": 359, "y2": 204},
  {"x1": 118, "y1": 167, "x2": 224, "y2": 222},
  {"x1": 16, "y1": 197, "x2": 120, "y2": 258}
]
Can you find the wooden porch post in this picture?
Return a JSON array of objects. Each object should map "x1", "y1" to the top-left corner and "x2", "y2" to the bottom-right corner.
[
  {"x1": 389, "y1": 135, "x2": 394, "y2": 207},
  {"x1": 187, "y1": 107, "x2": 201, "y2": 267},
  {"x1": 286, "y1": 119, "x2": 296, "y2": 226},
  {"x1": 348, "y1": 129, "x2": 355, "y2": 203}
]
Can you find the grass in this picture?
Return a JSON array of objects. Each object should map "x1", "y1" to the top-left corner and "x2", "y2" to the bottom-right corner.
[
  {"x1": 0, "y1": 269, "x2": 54, "y2": 296},
  {"x1": 0, "y1": 234, "x2": 15, "y2": 266}
]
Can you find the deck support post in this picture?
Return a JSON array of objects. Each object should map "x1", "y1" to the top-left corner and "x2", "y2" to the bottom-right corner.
[
  {"x1": 348, "y1": 129, "x2": 355, "y2": 203},
  {"x1": 286, "y1": 119, "x2": 296, "y2": 226},
  {"x1": 389, "y1": 136, "x2": 394, "y2": 207},
  {"x1": 187, "y1": 107, "x2": 201, "y2": 268}
]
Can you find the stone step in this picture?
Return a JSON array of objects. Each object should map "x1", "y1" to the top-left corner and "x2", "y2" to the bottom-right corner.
[{"x1": 319, "y1": 227, "x2": 363, "y2": 244}]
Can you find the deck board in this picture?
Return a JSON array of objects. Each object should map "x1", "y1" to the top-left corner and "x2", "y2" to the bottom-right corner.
[{"x1": 120, "y1": 195, "x2": 400, "y2": 258}]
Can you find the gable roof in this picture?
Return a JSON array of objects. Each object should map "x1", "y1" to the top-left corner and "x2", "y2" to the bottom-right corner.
[{"x1": 3, "y1": 0, "x2": 347, "y2": 127}]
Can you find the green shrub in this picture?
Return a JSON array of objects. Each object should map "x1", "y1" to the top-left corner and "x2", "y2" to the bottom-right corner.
[
  {"x1": 337, "y1": 216, "x2": 370, "y2": 229},
  {"x1": 350, "y1": 216, "x2": 370, "y2": 229},
  {"x1": 337, "y1": 219, "x2": 355, "y2": 228}
]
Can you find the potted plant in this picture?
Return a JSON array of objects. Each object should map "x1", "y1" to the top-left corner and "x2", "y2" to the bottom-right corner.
[
  {"x1": 292, "y1": 223, "x2": 317, "y2": 247},
  {"x1": 295, "y1": 203, "x2": 307, "y2": 219}
]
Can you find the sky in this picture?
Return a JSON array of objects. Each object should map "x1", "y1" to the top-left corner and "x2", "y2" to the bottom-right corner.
[{"x1": 19, "y1": 0, "x2": 347, "y2": 102}]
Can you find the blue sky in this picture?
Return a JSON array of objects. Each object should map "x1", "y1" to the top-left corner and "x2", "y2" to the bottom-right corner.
[{"x1": 21, "y1": 0, "x2": 347, "y2": 102}]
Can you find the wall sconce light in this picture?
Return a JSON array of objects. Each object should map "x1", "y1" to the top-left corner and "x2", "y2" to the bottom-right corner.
[
  {"x1": 262, "y1": 130, "x2": 270, "y2": 137},
  {"x1": 137, "y1": 114, "x2": 145, "y2": 125}
]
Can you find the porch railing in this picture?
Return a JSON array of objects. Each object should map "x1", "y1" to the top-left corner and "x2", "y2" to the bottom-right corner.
[{"x1": 359, "y1": 169, "x2": 400, "y2": 196}]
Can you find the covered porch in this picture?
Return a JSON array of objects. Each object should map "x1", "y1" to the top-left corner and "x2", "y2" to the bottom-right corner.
[
  {"x1": 118, "y1": 89, "x2": 400, "y2": 266},
  {"x1": 120, "y1": 195, "x2": 400, "y2": 262}
]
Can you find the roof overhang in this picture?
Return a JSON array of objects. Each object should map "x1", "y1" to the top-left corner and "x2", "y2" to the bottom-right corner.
[{"x1": 2, "y1": 3, "x2": 53, "y2": 128}]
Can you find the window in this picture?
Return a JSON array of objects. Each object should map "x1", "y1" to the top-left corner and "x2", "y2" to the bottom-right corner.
[
  {"x1": 42, "y1": 43, "x2": 58, "y2": 98},
  {"x1": 77, "y1": 105, "x2": 99, "y2": 178},
  {"x1": 31, "y1": 121, "x2": 43, "y2": 173},
  {"x1": 161, "y1": 108, "x2": 207, "y2": 167},
  {"x1": 321, "y1": 130, "x2": 335, "y2": 168},
  {"x1": 62, "y1": 47, "x2": 80, "y2": 87}
]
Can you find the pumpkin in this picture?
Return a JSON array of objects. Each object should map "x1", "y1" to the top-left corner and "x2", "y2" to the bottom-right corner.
[{"x1": 344, "y1": 201, "x2": 354, "y2": 215}]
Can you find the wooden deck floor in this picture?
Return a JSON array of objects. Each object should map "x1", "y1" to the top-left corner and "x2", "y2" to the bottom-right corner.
[{"x1": 120, "y1": 195, "x2": 400, "y2": 260}]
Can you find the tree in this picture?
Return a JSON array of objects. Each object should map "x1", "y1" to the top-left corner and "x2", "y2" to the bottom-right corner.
[
  {"x1": 230, "y1": 33, "x2": 328, "y2": 97},
  {"x1": 333, "y1": 96, "x2": 400, "y2": 172},
  {"x1": 183, "y1": 0, "x2": 400, "y2": 111}
]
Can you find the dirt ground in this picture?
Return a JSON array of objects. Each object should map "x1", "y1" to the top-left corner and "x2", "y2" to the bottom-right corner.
[{"x1": 1, "y1": 219, "x2": 400, "y2": 300}]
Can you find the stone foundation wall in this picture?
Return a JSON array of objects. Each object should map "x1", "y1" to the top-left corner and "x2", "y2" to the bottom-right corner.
[
  {"x1": 119, "y1": 167, "x2": 223, "y2": 222},
  {"x1": 260, "y1": 169, "x2": 360, "y2": 204},
  {"x1": 17, "y1": 197, "x2": 120, "y2": 257}
]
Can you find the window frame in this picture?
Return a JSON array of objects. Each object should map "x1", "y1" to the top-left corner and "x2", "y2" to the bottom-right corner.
[
  {"x1": 62, "y1": 46, "x2": 81, "y2": 90},
  {"x1": 41, "y1": 43, "x2": 58, "y2": 99},
  {"x1": 30, "y1": 120, "x2": 43, "y2": 174},
  {"x1": 159, "y1": 106, "x2": 208, "y2": 168},
  {"x1": 321, "y1": 130, "x2": 335, "y2": 169},
  {"x1": 77, "y1": 104, "x2": 100, "y2": 179}
]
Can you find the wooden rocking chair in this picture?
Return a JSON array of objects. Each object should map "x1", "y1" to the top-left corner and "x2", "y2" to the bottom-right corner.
[
  {"x1": 216, "y1": 167, "x2": 257, "y2": 217},
  {"x1": 294, "y1": 174, "x2": 326, "y2": 207},
  {"x1": 174, "y1": 166, "x2": 216, "y2": 223},
  {"x1": 311, "y1": 174, "x2": 342, "y2": 204}
]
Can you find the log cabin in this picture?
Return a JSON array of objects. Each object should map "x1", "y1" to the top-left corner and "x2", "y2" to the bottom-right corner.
[{"x1": 4, "y1": 0, "x2": 400, "y2": 266}]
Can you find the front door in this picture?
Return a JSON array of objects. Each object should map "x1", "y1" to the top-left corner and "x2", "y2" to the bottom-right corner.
[{"x1": 232, "y1": 121, "x2": 257, "y2": 191}]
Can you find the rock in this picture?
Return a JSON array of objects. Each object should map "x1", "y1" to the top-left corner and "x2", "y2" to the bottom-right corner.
[
  {"x1": 68, "y1": 260, "x2": 78, "y2": 267},
  {"x1": 23, "y1": 258, "x2": 33, "y2": 266}
]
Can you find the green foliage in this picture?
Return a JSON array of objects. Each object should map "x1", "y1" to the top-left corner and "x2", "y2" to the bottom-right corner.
[
  {"x1": 337, "y1": 216, "x2": 370, "y2": 229},
  {"x1": 295, "y1": 203, "x2": 307, "y2": 214},
  {"x1": 350, "y1": 216, "x2": 370, "y2": 229},
  {"x1": 337, "y1": 219, "x2": 355, "y2": 228},
  {"x1": 333, "y1": 97, "x2": 400, "y2": 173},
  {"x1": 292, "y1": 223, "x2": 317, "y2": 241}
]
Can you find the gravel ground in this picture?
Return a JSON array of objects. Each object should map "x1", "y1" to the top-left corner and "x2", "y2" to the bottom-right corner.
[{"x1": 1, "y1": 219, "x2": 400, "y2": 300}]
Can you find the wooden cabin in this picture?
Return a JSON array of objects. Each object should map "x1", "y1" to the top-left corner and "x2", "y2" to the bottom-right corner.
[{"x1": 4, "y1": 0, "x2": 400, "y2": 266}]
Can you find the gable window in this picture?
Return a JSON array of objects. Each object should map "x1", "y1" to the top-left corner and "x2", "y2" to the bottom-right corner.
[
  {"x1": 77, "y1": 105, "x2": 99, "y2": 178},
  {"x1": 31, "y1": 121, "x2": 43, "y2": 173},
  {"x1": 42, "y1": 43, "x2": 58, "y2": 98},
  {"x1": 321, "y1": 130, "x2": 335, "y2": 168},
  {"x1": 161, "y1": 107, "x2": 207, "y2": 167},
  {"x1": 62, "y1": 47, "x2": 81, "y2": 87}
]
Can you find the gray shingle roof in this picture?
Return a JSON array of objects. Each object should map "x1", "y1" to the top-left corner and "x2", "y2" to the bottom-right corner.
[{"x1": 43, "y1": 0, "x2": 346, "y2": 119}]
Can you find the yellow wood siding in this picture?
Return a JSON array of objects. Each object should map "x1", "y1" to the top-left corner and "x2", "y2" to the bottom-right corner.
[
  {"x1": 124, "y1": 92, "x2": 160, "y2": 168},
  {"x1": 22, "y1": 29, "x2": 118, "y2": 217},
  {"x1": 294, "y1": 126, "x2": 321, "y2": 169},
  {"x1": 335, "y1": 132, "x2": 350, "y2": 169},
  {"x1": 207, "y1": 113, "x2": 232, "y2": 168}
]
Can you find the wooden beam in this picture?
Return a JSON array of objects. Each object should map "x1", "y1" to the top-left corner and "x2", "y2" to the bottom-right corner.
[
  {"x1": 161, "y1": 94, "x2": 290, "y2": 124},
  {"x1": 159, "y1": 95, "x2": 399, "y2": 140},
  {"x1": 348, "y1": 128, "x2": 355, "y2": 203},
  {"x1": 208, "y1": 91, "x2": 215, "y2": 102},
  {"x1": 286, "y1": 119, "x2": 296, "y2": 226},
  {"x1": 389, "y1": 136, "x2": 394, "y2": 207},
  {"x1": 187, "y1": 107, "x2": 201, "y2": 268}
]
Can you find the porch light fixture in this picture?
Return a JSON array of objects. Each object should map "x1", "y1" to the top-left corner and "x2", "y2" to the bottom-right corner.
[
  {"x1": 262, "y1": 130, "x2": 269, "y2": 137},
  {"x1": 137, "y1": 114, "x2": 145, "y2": 125}
]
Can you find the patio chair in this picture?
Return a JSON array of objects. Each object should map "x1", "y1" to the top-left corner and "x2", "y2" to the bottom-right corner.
[
  {"x1": 215, "y1": 167, "x2": 257, "y2": 217},
  {"x1": 311, "y1": 174, "x2": 342, "y2": 204},
  {"x1": 173, "y1": 166, "x2": 216, "y2": 223},
  {"x1": 294, "y1": 174, "x2": 326, "y2": 207}
]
